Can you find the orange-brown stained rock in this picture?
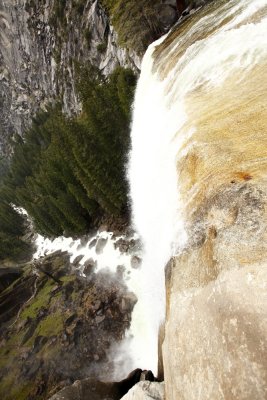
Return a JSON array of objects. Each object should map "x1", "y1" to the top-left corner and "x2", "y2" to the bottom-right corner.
[{"x1": 161, "y1": 6, "x2": 267, "y2": 400}]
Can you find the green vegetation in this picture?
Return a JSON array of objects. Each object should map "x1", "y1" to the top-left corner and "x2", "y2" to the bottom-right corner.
[
  {"x1": 0, "y1": 66, "x2": 136, "y2": 244},
  {"x1": 53, "y1": 0, "x2": 67, "y2": 22},
  {"x1": 0, "y1": 154, "x2": 30, "y2": 262},
  {"x1": 97, "y1": 40, "x2": 108, "y2": 53},
  {"x1": 73, "y1": 0, "x2": 86, "y2": 15},
  {"x1": 49, "y1": 0, "x2": 87, "y2": 27},
  {"x1": 7, "y1": 383, "x2": 33, "y2": 400},
  {"x1": 20, "y1": 281, "x2": 54, "y2": 320},
  {"x1": 20, "y1": 276, "x2": 75, "y2": 320},
  {"x1": 25, "y1": 311, "x2": 64, "y2": 348},
  {"x1": 0, "y1": 373, "x2": 32, "y2": 400},
  {"x1": 0, "y1": 198, "x2": 31, "y2": 262},
  {"x1": 101, "y1": 0, "x2": 163, "y2": 54},
  {"x1": 84, "y1": 28, "x2": 92, "y2": 48},
  {"x1": 36, "y1": 311, "x2": 64, "y2": 337}
]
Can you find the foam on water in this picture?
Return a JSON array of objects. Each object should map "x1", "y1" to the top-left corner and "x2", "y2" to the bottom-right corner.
[
  {"x1": 32, "y1": 0, "x2": 267, "y2": 377},
  {"x1": 34, "y1": 232, "x2": 140, "y2": 277},
  {"x1": 127, "y1": 0, "x2": 267, "y2": 374}
]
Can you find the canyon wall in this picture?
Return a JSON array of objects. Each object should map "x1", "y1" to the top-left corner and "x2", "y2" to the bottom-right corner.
[
  {"x1": 157, "y1": 1, "x2": 267, "y2": 399},
  {"x1": 0, "y1": 0, "x2": 140, "y2": 155}
]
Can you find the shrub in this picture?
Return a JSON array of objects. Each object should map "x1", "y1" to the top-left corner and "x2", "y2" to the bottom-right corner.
[{"x1": 101, "y1": 0, "x2": 163, "y2": 54}]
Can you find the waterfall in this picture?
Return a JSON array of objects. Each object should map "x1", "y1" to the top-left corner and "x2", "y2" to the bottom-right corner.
[
  {"x1": 127, "y1": 0, "x2": 267, "y2": 375},
  {"x1": 31, "y1": 0, "x2": 267, "y2": 380}
]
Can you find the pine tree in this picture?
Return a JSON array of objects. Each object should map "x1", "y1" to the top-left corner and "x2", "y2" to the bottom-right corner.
[{"x1": 0, "y1": 66, "x2": 136, "y2": 240}]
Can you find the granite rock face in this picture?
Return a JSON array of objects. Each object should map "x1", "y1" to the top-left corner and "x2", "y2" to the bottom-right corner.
[
  {"x1": 49, "y1": 373, "x2": 164, "y2": 400},
  {"x1": 0, "y1": 0, "x2": 140, "y2": 155},
  {"x1": 148, "y1": 1, "x2": 267, "y2": 399},
  {"x1": 49, "y1": 369, "x2": 143, "y2": 400},
  {"x1": 121, "y1": 381, "x2": 165, "y2": 400}
]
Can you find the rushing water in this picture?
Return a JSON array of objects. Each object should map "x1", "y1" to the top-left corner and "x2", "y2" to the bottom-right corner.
[
  {"x1": 32, "y1": 0, "x2": 267, "y2": 379},
  {"x1": 127, "y1": 0, "x2": 267, "y2": 375},
  {"x1": 34, "y1": 232, "x2": 136, "y2": 276}
]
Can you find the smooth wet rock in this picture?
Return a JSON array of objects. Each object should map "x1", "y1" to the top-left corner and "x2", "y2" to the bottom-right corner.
[
  {"x1": 116, "y1": 265, "x2": 126, "y2": 279},
  {"x1": 83, "y1": 258, "x2": 97, "y2": 275},
  {"x1": 156, "y1": 2, "x2": 267, "y2": 399},
  {"x1": 80, "y1": 236, "x2": 89, "y2": 247},
  {"x1": 131, "y1": 256, "x2": 141, "y2": 269},
  {"x1": 89, "y1": 238, "x2": 98, "y2": 248},
  {"x1": 72, "y1": 255, "x2": 84, "y2": 266},
  {"x1": 96, "y1": 238, "x2": 108, "y2": 254},
  {"x1": 114, "y1": 238, "x2": 130, "y2": 253}
]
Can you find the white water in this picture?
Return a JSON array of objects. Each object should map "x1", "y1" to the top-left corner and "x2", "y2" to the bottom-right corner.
[
  {"x1": 33, "y1": 232, "x2": 144, "y2": 291},
  {"x1": 30, "y1": 0, "x2": 267, "y2": 378},
  {"x1": 127, "y1": 0, "x2": 267, "y2": 374}
]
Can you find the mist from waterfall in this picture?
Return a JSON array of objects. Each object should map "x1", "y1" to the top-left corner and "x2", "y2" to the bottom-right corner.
[
  {"x1": 127, "y1": 0, "x2": 267, "y2": 374},
  {"x1": 30, "y1": 0, "x2": 267, "y2": 379}
]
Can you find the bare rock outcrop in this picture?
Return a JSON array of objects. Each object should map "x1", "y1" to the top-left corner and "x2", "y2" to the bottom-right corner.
[
  {"x1": 0, "y1": 251, "x2": 137, "y2": 399},
  {"x1": 49, "y1": 369, "x2": 162, "y2": 400},
  {"x1": 155, "y1": 2, "x2": 267, "y2": 400},
  {"x1": 121, "y1": 381, "x2": 165, "y2": 400},
  {"x1": 0, "y1": 0, "x2": 140, "y2": 155},
  {"x1": 49, "y1": 369, "x2": 143, "y2": 400}
]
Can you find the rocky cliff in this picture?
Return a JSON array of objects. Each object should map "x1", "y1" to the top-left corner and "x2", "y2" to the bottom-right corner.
[
  {"x1": 0, "y1": 0, "x2": 140, "y2": 155},
  {"x1": 158, "y1": 2, "x2": 267, "y2": 399},
  {"x1": 128, "y1": 0, "x2": 267, "y2": 398},
  {"x1": 0, "y1": 250, "x2": 137, "y2": 399}
]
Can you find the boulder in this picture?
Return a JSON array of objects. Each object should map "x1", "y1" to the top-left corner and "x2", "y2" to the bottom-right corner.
[
  {"x1": 121, "y1": 381, "x2": 165, "y2": 400},
  {"x1": 131, "y1": 256, "x2": 141, "y2": 269},
  {"x1": 89, "y1": 238, "x2": 97, "y2": 248},
  {"x1": 72, "y1": 255, "x2": 84, "y2": 266},
  {"x1": 49, "y1": 369, "x2": 143, "y2": 400},
  {"x1": 95, "y1": 238, "x2": 108, "y2": 254},
  {"x1": 116, "y1": 265, "x2": 126, "y2": 279},
  {"x1": 140, "y1": 370, "x2": 155, "y2": 382},
  {"x1": 83, "y1": 258, "x2": 97, "y2": 275}
]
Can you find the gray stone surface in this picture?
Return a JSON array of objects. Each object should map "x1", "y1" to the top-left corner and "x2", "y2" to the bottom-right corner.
[
  {"x1": 0, "y1": 0, "x2": 141, "y2": 155},
  {"x1": 49, "y1": 369, "x2": 144, "y2": 400},
  {"x1": 121, "y1": 381, "x2": 165, "y2": 400}
]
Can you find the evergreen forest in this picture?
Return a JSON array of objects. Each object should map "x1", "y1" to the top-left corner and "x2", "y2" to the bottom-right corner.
[{"x1": 0, "y1": 66, "x2": 136, "y2": 262}]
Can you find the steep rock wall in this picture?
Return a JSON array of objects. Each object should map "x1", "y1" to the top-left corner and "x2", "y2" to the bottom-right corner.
[
  {"x1": 0, "y1": 0, "x2": 140, "y2": 154},
  {"x1": 159, "y1": 1, "x2": 267, "y2": 399}
]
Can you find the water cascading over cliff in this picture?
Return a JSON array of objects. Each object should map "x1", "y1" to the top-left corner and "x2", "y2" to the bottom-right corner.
[{"x1": 128, "y1": 0, "x2": 267, "y2": 395}]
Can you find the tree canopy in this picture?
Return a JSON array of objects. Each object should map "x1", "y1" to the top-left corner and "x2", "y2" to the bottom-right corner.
[{"x1": 0, "y1": 66, "x2": 136, "y2": 250}]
